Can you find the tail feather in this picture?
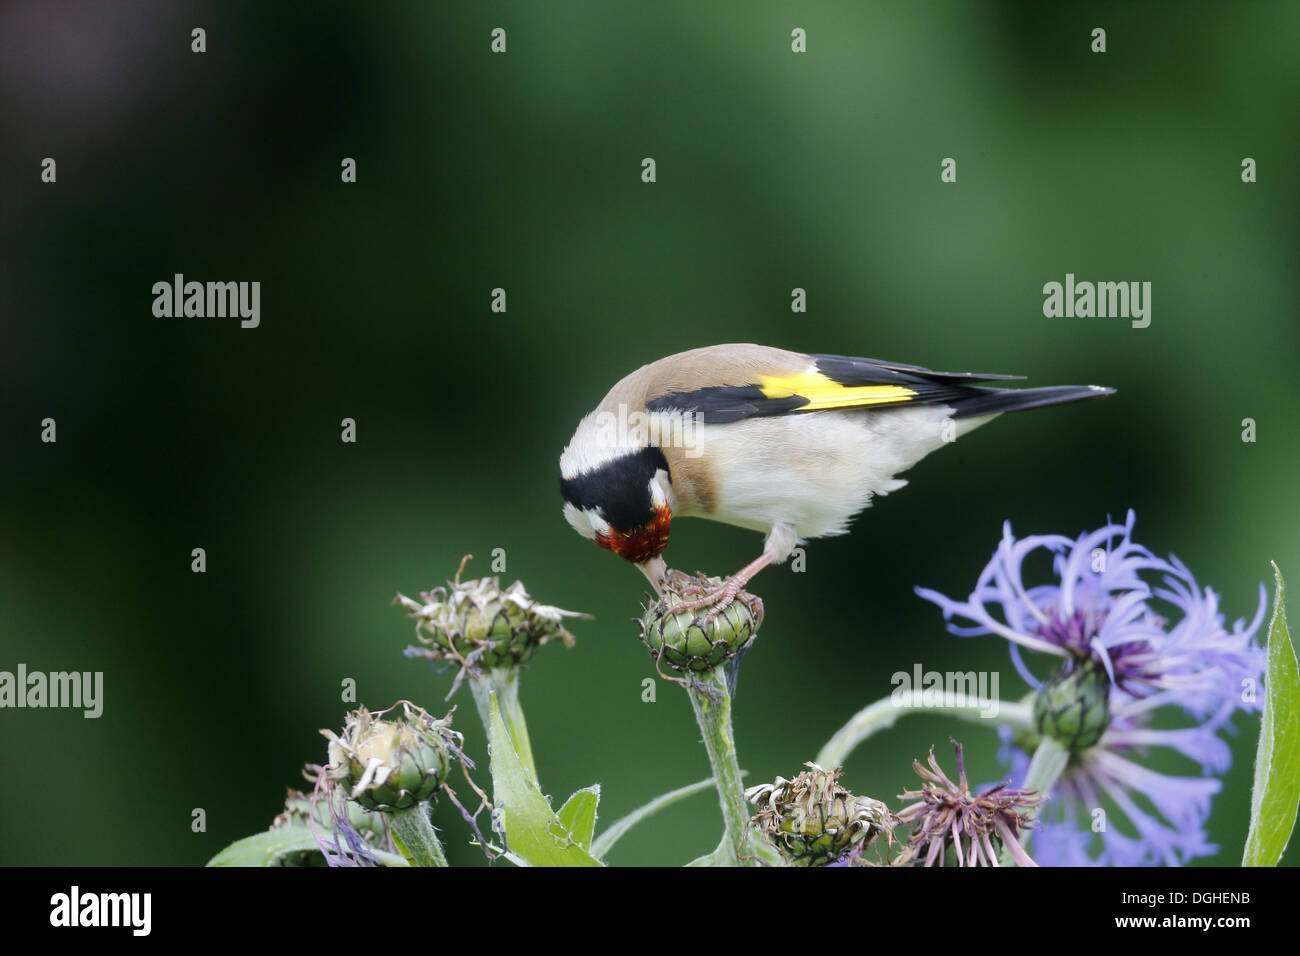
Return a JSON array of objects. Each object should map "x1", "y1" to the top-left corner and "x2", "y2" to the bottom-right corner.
[{"x1": 948, "y1": 384, "x2": 1115, "y2": 419}]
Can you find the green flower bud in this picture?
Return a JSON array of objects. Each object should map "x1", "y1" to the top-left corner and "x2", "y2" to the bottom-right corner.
[
  {"x1": 322, "y1": 703, "x2": 455, "y2": 812},
  {"x1": 746, "y1": 763, "x2": 893, "y2": 866},
  {"x1": 1033, "y1": 659, "x2": 1112, "y2": 752},
  {"x1": 398, "y1": 557, "x2": 586, "y2": 672},
  {"x1": 639, "y1": 576, "x2": 762, "y2": 673}
]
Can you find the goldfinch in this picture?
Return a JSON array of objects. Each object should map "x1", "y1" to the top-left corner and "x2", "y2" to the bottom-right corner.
[{"x1": 559, "y1": 344, "x2": 1113, "y2": 616}]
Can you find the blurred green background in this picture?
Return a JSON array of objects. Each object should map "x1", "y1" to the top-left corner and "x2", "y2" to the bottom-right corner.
[{"x1": 1, "y1": 1, "x2": 1296, "y2": 866}]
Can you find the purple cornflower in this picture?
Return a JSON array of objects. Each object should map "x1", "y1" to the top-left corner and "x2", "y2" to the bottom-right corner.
[{"x1": 916, "y1": 511, "x2": 1266, "y2": 865}]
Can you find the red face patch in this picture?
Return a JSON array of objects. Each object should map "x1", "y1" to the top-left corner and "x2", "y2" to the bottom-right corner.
[{"x1": 595, "y1": 505, "x2": 671, "y2": 563}]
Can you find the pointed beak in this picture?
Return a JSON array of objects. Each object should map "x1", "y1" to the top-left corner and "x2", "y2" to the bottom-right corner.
[{"x1": 636, "y1": 555, "x2": 667, "y2": 596}]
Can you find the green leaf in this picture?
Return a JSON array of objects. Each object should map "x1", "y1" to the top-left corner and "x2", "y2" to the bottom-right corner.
[
  {"x1": 486, "y1": 693, "x2": 603, "y2": 867},
  {"x1": 1244, "y1": 563, "x2": 1300, "y2": 867},
  {"x1": 207, "y1": 828, "x2": 321, "y2": 867},
  {"x1": 589, "y1": 776, "x2": 717, "y2": 860},
  {"x1": 557, "y1": 785, "x2": 600, "y2": 850},
  {"x1": 205, "y1": 826, "x2": 408, "y2": 867}
]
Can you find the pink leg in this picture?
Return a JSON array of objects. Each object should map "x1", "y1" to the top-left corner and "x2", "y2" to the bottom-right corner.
[{"x1": 670, "y1": 550, "x2": 776, "y2": 623}]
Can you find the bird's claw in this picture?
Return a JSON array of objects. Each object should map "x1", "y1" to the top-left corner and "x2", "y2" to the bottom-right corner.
[{"x1": 669, "y1": 576, "x2": 743, "y2": 627}]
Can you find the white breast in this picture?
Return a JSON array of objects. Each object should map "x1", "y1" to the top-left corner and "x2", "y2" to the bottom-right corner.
[{"x1": 687, "y1": 406, "x2": 990, "y2": 542}]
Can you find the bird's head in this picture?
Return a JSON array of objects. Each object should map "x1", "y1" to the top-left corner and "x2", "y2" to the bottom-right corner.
[{"x1": 559, "y1": 428, "x2": 673, "y2": 593}]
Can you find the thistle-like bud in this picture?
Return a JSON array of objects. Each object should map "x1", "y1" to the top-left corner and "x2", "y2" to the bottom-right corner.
[
  {"x1": 746, "y1": 762, "x2": 893, "y2": 866},
  {"x1": 398, "y1": 556, "x2": 586, "y2": 674},
  {"x1": 639, "y1": 573, "x2": 763, "y2": 673},
  {"x1": 321, "y1": 703, "x2": 457, "y2": 812},
  {"x1": 1033, "y1": 658, "x2": 1112, "y2": 752}
]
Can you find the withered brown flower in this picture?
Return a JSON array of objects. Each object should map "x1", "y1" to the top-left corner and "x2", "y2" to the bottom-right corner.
[
  {"x1": 746, "y1": 762, "x2": 893, "y2": 866},
  {"x1": 895, "y1": 740, "x2": 1040, "y2": 867}
]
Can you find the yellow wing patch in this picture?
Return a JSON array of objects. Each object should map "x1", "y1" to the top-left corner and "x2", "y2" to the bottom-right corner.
[{"x1": 757, "y1": 371, "x2": 917, "y2": 410}]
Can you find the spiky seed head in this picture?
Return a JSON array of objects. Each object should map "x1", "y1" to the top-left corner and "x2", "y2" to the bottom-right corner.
[
  {"x1": 321, "y1": 703, "x2": 456, "y2": 812},
  {"x1": 894, "y1": 740, "x2": 1041, "y2": 867},
  {"x1": 746, "y1": 762, "x2": 893, "y2": 866},
  {"x1": 398, "y1": 556, "x2": 588, "y2": 673}
]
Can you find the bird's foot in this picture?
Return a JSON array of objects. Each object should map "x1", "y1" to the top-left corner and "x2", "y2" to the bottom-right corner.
[{"x1": 666, "y1": 573, "x2": 745, "y2": 627}]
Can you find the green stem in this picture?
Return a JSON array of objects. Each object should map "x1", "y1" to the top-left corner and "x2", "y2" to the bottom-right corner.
[
  {"x1": 388, "y1": 804, "x2": 448, "y2": 867},
  {"x1": 471, "y1": 668, "x2": 537, "y2": 782},
  {"x1": 686, "y1": 667, "x2": 758, "y2": 866},
  {"x1": 817, "y1": 692, "x2": 1034, "y2": 769},
  {"x1": 1000, "y1": 736, "x2": 1070, "y2": 867}
]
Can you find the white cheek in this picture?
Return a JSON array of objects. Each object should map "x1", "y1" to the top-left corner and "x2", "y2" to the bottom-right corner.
[
  {"x1": 649, "y1": 470, "x2": 672, "y2": 510},
  {"x1": 563, "y1": 503, "x2": 609, "y2": 540},
  {"x1": 584, "y1": 509, "x2": 612, "y2": 539}
]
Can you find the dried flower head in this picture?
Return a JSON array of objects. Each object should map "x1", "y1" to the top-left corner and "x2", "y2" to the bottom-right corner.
[
  {"x1": 320, "y1": 702, "x2": 460, "y2": 812},
  {"x1": 398, "y1": 555, "x2": 588, "y2": 693},
  {"x1": 894, "y1": 740, "x2": 1041, "y2": 867},
  {"x1": 746, "y1": 762, "x2": 893, "y2": 866}
]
